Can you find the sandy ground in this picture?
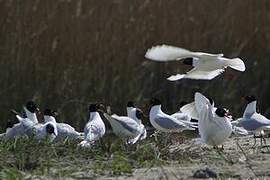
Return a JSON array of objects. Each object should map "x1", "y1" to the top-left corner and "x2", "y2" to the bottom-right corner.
[{"x1": 96, "y1": 135, "x2": 270, "y2": 179}]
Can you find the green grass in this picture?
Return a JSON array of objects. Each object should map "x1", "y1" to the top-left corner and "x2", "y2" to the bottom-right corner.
[{"x1": 0, "y1": 133, "x2": 195, "y2": 179}]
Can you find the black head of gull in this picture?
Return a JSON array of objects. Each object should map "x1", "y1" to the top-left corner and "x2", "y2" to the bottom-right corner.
[
  {"x1": 182, "y1": 58, "x2": 193, "y2": 66},
  {"x1": 244, "y1": 95, "x2": 256, "y2": 103},
  {"x1": 150, "y1": 98, "x2": 161, "y2": 106},
  {"x1": 215, "y1": 108, "x2": 227, "y2": 118},
  {"x1": 127, "y1": 101, "x2": 135, "y2": 108},
  {"x1": 89, "y1": 103, "x2": 98, "y2": 112},
  {"x1": 26, "y1": 101, "x2": 39, "y2": 113},
  {"x1": 46, "y1": 123, "x2": 56, "y2": 135}
]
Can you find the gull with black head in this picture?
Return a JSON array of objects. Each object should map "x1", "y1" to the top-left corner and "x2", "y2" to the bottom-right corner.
[
  {"x1": 145, "y1": 45, "x2": 245, "y2": 80},
  {"x1": 233, "y1": 95, "x2": 270, "y2": 145},
  {"x1": 104, "y1": 102, "x2": 144, "y2": 145},
  {"x1": 78, "y1": 103, "x2": 106, "y2": 147},
  {"x1": 43, "y1": 109, "x2": 83, "y2": 141},
  {"x1": 126, "y1": 101, "x2": 147, "y2": 143},
  {"x1": 198, "y1": 97, "x2": 232, "y2": 148}
]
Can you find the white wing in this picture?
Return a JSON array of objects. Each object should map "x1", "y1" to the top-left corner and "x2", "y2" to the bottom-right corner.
[
  {"x1": 184, "y1": 68, "x2": 225, "y2": 80},
  {"x1": 180, "y1": 102, "x2": 199, "y2": 120},
  {"x1": 198, "y1": 104, "x2": 212, "y2": 138},
  {"x1": 111, "y1": 114, "x2": 141, "y2": 132},
  {"x1": 145, "y1": 45, "x2": 193, "y2": 61},
  {"x1": 167, "y1": 68, "x2": 224, "y2": 81},
  {"x1": 243, "y1": 101, "x2": 256, "y2": 118},
  {"x1": 193, "y1": 52, "x2": 224, "y2": 58},
  {"x1": 171, "y1": 112, "x2": 191, "y2": 122},
  {"x1": 194, "y1": 92, "x2": 213, "y2": 115},
  {"x1": 56, "y1": 123, "x2": 82, "y2": 139},
  {"x1": 145, "y1": 45, "x2": 223, "y2": 62}
]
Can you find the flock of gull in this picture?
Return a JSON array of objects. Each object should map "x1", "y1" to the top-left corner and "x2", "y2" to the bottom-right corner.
[{"x1": 1, "y1": 45, "x2": 269, "y2": 149}]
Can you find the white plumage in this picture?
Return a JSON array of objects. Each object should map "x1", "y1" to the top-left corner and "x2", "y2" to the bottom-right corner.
[
  {"x1": 104, "y1": 113, "x2": 142, "y2": 144},
  {"x1": 197, "y1": 94, "x2": 232, "y2": 146},
  {"x1": 149, "y1": 98, "x2": 197, "y2": 133},
  {"x1": 126, "y1": 103, "x2": 147, "y2": 143},
  {"x1": 44, "y1": 115, "x2": 83, "y2": 141},
  {"x1": 234, "y1": 96, "x2": 270, "y2": 133},
  {"x1": 79, "y1": 104, "x2": 106, "y2": 147},
  {"x1": 145, "y1": 45, "x2": 245, "y2": 80}
]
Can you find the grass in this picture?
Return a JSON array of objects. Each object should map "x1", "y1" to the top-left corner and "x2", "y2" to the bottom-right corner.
[
  {"x1": 0, "y1": 133, "x2": 178, "y2": 178},
  {"x1": 1, "y1": 133, "x2": 270, "y2": 179},
  {"x1": 0, "y1": 0, "x2": 269, "y2": 131}
]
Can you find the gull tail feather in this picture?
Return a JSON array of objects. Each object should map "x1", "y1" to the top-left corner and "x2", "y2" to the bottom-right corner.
[{"x1": 224, "y1": 58, "x2": 246, "y2": 72}]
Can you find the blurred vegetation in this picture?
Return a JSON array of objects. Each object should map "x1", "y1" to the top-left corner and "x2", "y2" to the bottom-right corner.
[
  {"x1": 0, "y1": 133, "x2": 193, "y2": 178},
  {"x1": 0, "y1": 0, "x2": 269, "y2": 131}
]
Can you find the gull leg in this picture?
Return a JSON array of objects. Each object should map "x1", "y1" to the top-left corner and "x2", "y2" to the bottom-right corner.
[
  {"x1": 262, "y1": 136, "x2": 267, "y2": 145},
  {"x1": 252, "y1": 134, "x2": 257, "y2": 147}
]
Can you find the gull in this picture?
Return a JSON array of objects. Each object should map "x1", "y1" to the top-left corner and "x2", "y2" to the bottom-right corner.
[
  {"x1": 234, "y1": 95, "x2": 270, "y2": 144},
  {"x1": 192, "y1": 92, "x2": 244, "y2": 137},
  {"x1": 78, "y1": 103, "x2": 106, "y2": 147},
  {"x1": 126, "y1": 101, "x2": 147, "y2": 143},
  {"x1": 16, "y1": 109, "x2": 58, "y2": 142},
  {"x1": 3, "y1": 101, "x2": 40, "y2": 139},
  {"x1": 43, "y1": 109, "x2": 84, "y2": 141},
  {"x1": 4, "y1": 115, "x2": 35, "y2": 139},
  {"x1": 104, "y1": 108, "x2": 143, "y2": 145},
  {"x1": 145, "y1": 45, "x2": 245, "y2": 80},
  {"x1": 149, "y1": 98, "x2": 197, "y2": 133},
  {"x1": 198, "y1": 98, "x2": 232, "y2": 147}
]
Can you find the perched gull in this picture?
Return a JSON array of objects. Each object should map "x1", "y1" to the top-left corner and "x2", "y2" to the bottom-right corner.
[
  {"x1": 198, "y1": 97, "x2": 232, "y2": 147},
  {"x1": 149, "y1": 98, "x2": 197, "y2": 133},
  {"x1": 78, "y1": 104, "x2": 106, "y2": 147},
  {"x1": 145, "y1": 45, "x2": 245, "y2": 80},
  {"x1": 126, "y1": 101, "x2": 147, "y2": 143},
  {"x1": 104, "y1": 105, "x2": 144, "y2": 145},
  {"x1": 11, "y1": 109, "x2": 58, "y2": 142},
  {"x1": 4, "y1": 115, "x2": 35, "y2": 139},
  {"x1": 43, "y1": 109, "x2": 83, "y2": 141},
  {"x1": 3, "y1": 101, "x2": 40, "y2": 139},
  {"x1": 234, "y1": 96, "x2": 270, "y2": 144}
]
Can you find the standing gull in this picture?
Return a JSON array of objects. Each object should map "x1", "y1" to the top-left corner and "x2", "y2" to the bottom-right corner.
[
  {"x1": 79, "y1": 104, "x2": 106, "y2": 147},
  {"x1": 198, "y1": 97, "x2": 232, "y2": 147},
  {"x1": 234, "y1": 96, "x2": 270, "y2": 144},
  {"x1": 126, "y1": 101, "x2": 147, "y2": 143}
]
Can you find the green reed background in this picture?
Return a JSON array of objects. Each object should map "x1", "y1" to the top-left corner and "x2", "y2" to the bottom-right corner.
[{"x1": 0, "y1": 0, "x2": 269, "y2": 131}]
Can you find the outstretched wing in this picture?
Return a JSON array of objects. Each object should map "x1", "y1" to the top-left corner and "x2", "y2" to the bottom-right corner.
[
  {"x1": 167, "y1": 68, "x2": 224, "y2": 81},
  {"x1": 145, "y1": 45, "x2": 223, "y2": 62},
  {"x1": 145, "y1": 45, "x2": 193, "y2": 61},
  {"x1": 195, "y1": 92, "x2": 212, "y2": 115}
]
